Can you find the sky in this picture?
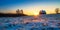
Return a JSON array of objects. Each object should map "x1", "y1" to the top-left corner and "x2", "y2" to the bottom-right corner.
[{"x1": 0, "y1": 0, "x2": 60, "y2": 15}]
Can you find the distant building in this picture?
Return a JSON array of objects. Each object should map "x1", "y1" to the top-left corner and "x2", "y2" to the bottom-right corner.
[{"x1": 39, "y1": 10, "x2": 46, "y2": 14}]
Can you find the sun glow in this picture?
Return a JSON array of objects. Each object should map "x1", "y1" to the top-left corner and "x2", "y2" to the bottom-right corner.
[
  {"x1": 34, "y1": 12, "x2": 39, "y2": 16},
  {"x1": 33, "y1": 11, "x2": 39, "y2": 16}
]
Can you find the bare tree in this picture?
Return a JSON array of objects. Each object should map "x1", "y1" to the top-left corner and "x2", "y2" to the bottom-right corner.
[
  {"x1": 16, "y1": 9, "x2": 20, "y2": 14},
  {"x1": 55, "y1": 8, "x2": 59, "y2": 14},
  {"x1": 39, "y1": 10, "x2": 46, "y2": 15},
  {"x1": 20, "y1": 9, "x2": 23, "y2": 14}
]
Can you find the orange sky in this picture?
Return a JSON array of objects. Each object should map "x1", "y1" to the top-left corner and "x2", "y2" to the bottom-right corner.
[
  {"x1": 2, "y1": 9, "x2": 58, "y2": 15},
  {"x1": 1, "y1": 7, "x2": 60, "y2": 15}
]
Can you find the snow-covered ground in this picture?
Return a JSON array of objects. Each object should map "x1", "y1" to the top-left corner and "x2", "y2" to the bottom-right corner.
[{"x1": 0, "y1": 14, "x2": 60, "y2": 30}]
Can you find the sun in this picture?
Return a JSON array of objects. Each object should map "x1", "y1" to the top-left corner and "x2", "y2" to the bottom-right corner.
[{"x1": 34, "y1": 12, "x2": 39, "y2": 16}]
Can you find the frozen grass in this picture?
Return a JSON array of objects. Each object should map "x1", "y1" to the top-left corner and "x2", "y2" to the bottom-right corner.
[{"x1": 0, "y1": 14, "x2": 60, "y2": 30}]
